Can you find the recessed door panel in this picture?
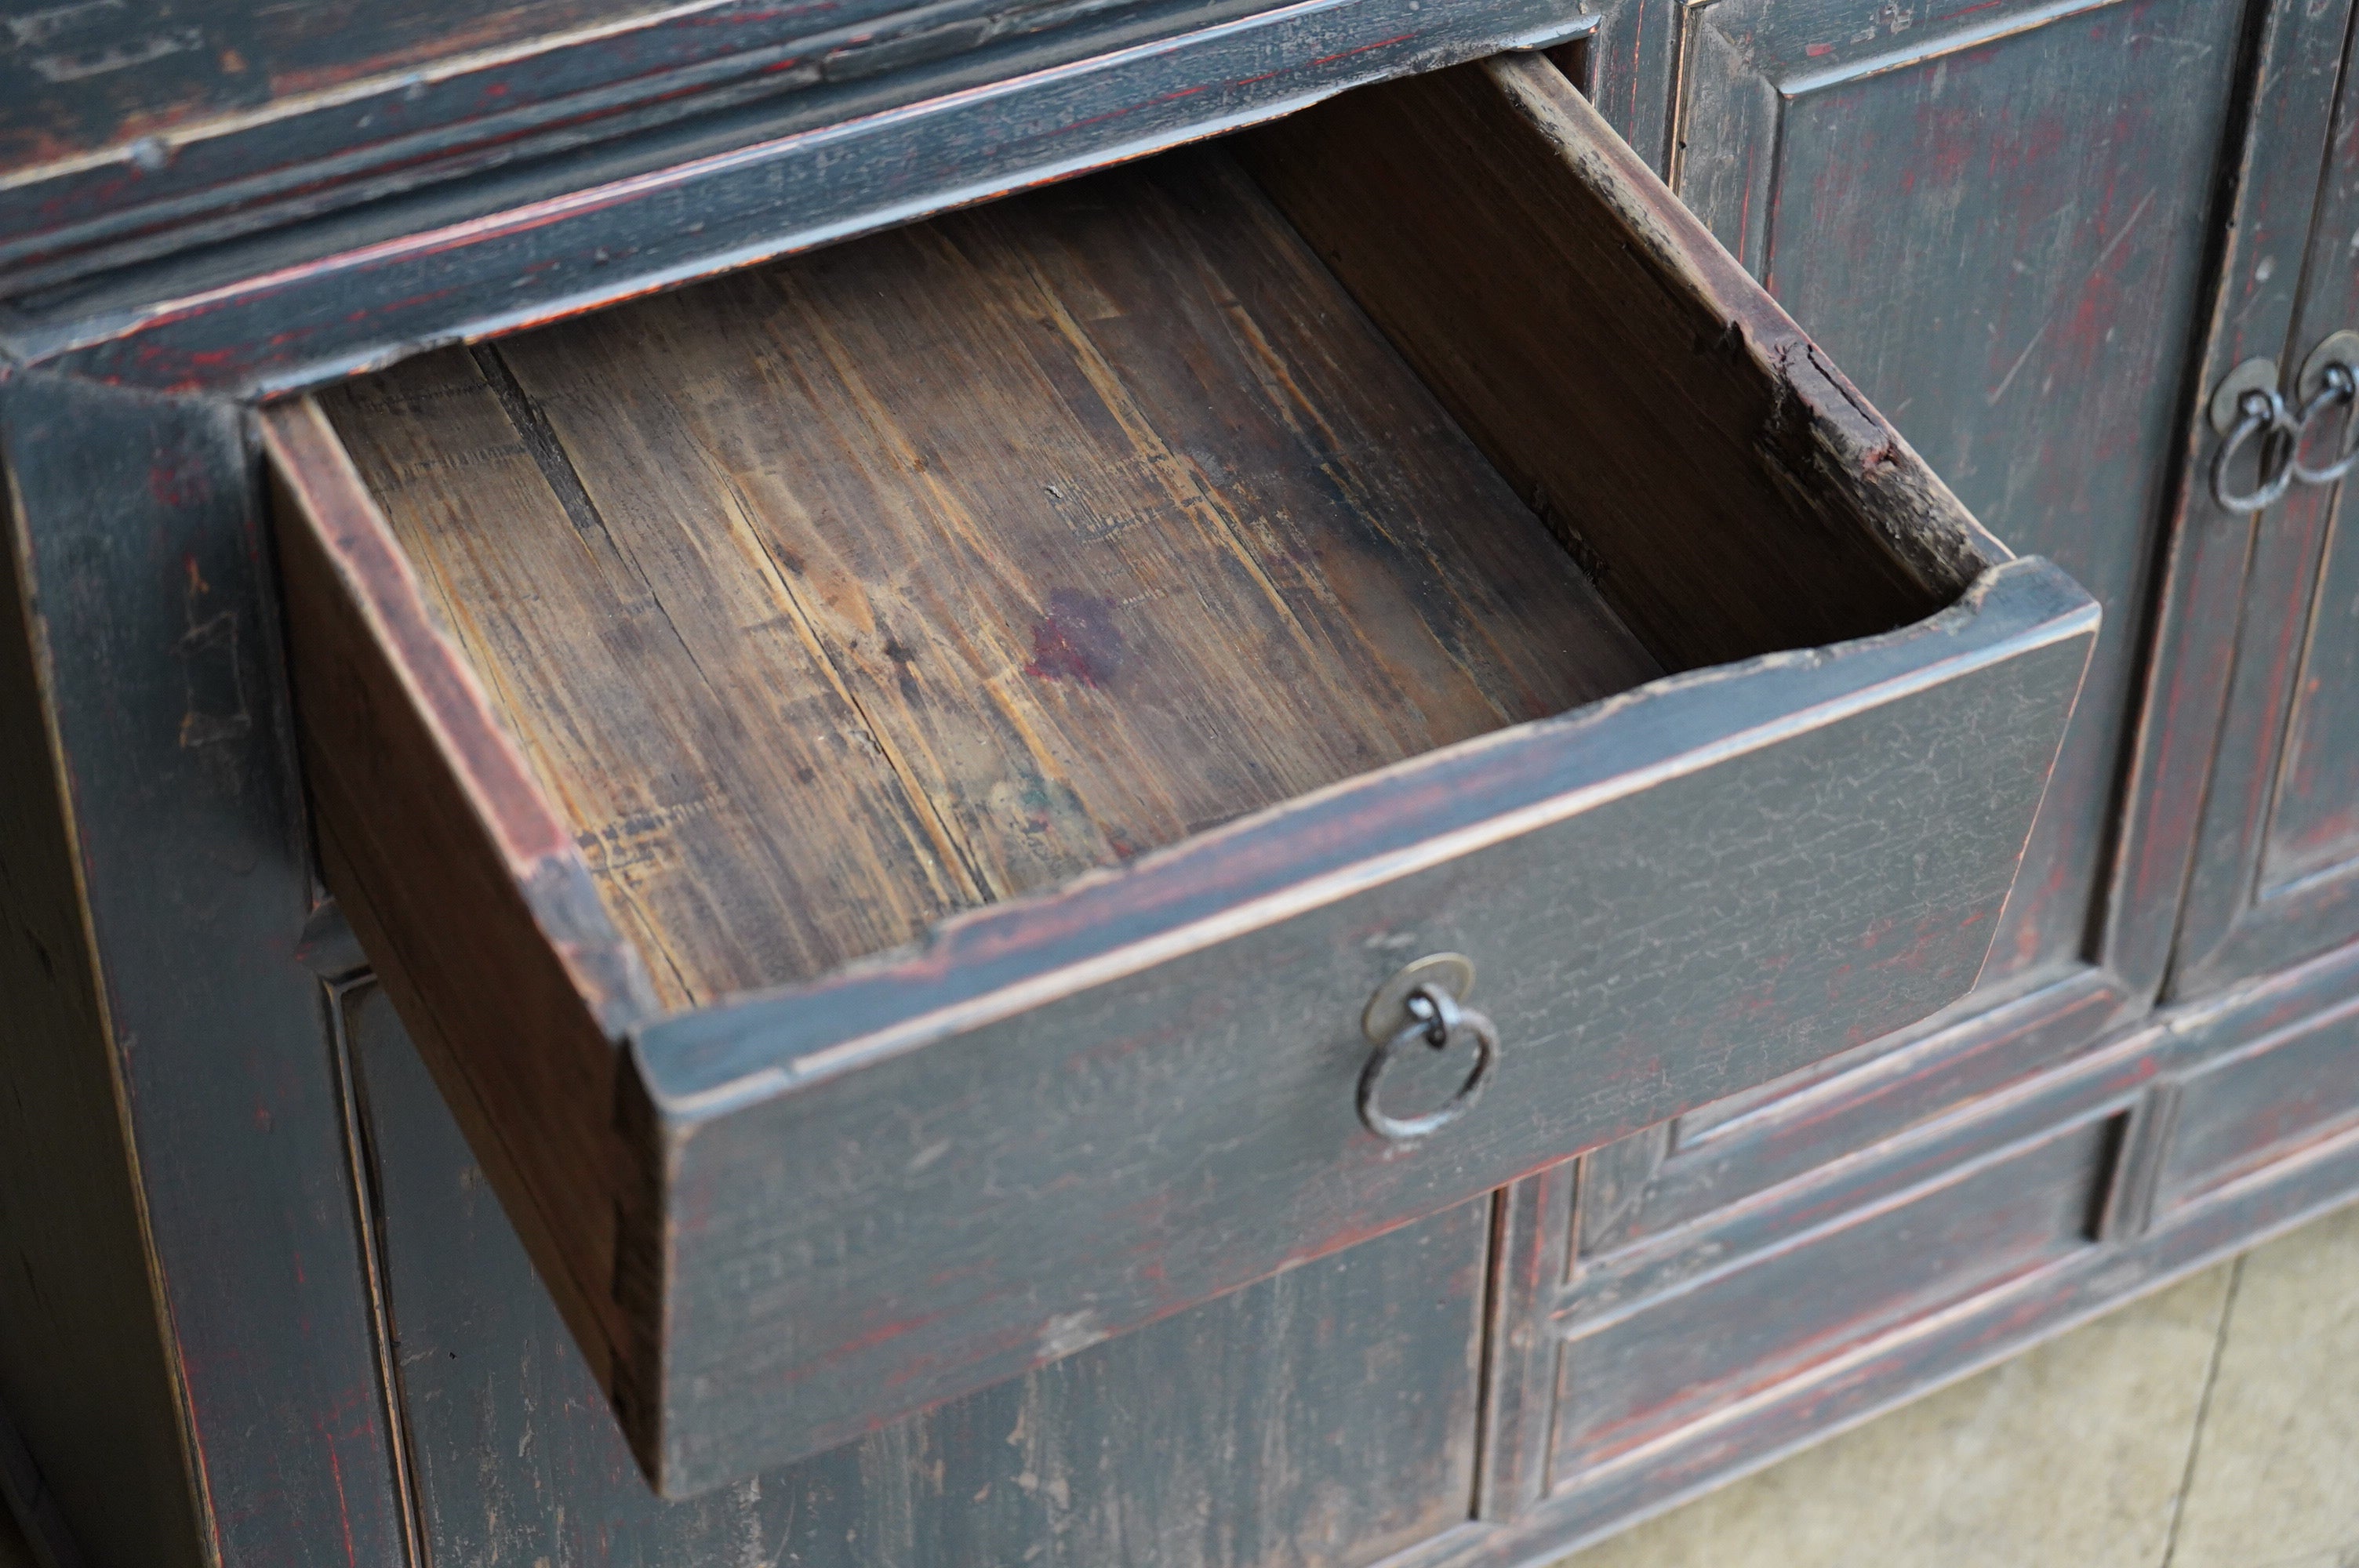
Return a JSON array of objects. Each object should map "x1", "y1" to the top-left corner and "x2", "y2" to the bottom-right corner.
[
  {"x1": 2175, "y1": 16, "x2": 2359, "y2": 993},
  {"x1": 1677, "y1": 0, "x2": 2245, "y2": 989}
]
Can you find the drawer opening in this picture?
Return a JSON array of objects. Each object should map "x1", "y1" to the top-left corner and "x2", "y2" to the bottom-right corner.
[
  {"x1": 264, "y1": 52, "x2": 2089, "y2": 1492},
  {"x1": 300, "y1": 56, "x2": 1962, "y2": 1014}
]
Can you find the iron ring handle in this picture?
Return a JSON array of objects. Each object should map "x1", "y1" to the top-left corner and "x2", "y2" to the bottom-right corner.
[
  {"x1": 2210, "y1": 387, "x2": 2297, "y2": 514},
  {"x1": 1357, "y1": 984, "x2": 1498, "y2": 1143},
  {"x1": 2289, "y1": 361, "x2": 2359, "y2": 487}
]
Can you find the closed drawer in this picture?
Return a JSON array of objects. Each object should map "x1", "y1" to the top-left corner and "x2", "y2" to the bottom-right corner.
[{"x1": 262, "y1": 54, "x2": 2095, "y2": 1496}]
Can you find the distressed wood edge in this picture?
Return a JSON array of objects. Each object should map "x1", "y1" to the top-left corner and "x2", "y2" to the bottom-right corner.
[
  {"x1": 1474, "y1": 1163, "x2": 1578, "y2": 1523},
  {"x1": 7, "y1": 0, "x2": 1598, "y2": 393},
  {"x1": 638, "y1": 554, "x2": 2099, "y2": 1112},
  {"x1": 311, "y1": 817, "x2": 624, "y2": 1388},
  {"x1": 1565, "y1": 931, "x2": 2359, "y2": 1327},
  {"x1": 1423, "y1": 940, "x2": 2359, "y2": 1565},
  {"x1": 1575, "y1": 967, "x2": 2139, "y2": 1275},
  {"x1": 1401, "y1": 936, "x2": 2359, "y2": 1566},
  {"x1": 0, "y1": 0, "x2": 1448, "y2": 296},
  {"x1": 630, "y1": 565, "x2": 2096, "y2": 1494},
  {"x1": 1472, "y1": 53, "x2": 2010, "y2": 602},
  {"x1": 259, "y1": 396, "x2": 669, "y2": 1465},
  {"x1": 1423, "y1": 947, "x2": 2359, "y2": 1567},
  {"x1": 2098, "y1": 1077, "x2": 2184, "y2": 1241},
  {"x1": 257, "y1": 397, "x2": 659, "y2": 1029},
  {"x1": 1, "y1": 377, "x2": 230, "y2": 1568}
]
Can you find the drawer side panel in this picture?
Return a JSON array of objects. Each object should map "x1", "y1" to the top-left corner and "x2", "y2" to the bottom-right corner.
[{"x1": 264, "y1": 404, "x2": 663, "y2": 1426}]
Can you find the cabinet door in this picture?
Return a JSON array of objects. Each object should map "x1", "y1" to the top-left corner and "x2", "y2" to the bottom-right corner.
[
  {"x1": 338, "y1": 980, "x2": 1491, "y2": 1566},
  {"x1": 1544, "y1": 0, "x2": 2274, "y2": 1243},
  {"x1": 1670, "y1": 0, "x2": 2251, "y2": 999},
  {"x1": 2174, "y1": 35, "x2": 2359, "y2": 996}
]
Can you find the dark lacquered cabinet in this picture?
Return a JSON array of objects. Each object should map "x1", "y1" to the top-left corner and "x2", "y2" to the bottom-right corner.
[
  {"x1": 6, "y1": 0, "x2": 2359, "y2": 1565},
  {"x1": 2171, "y1": 53, "x2": 2359, "y2": 1000}
]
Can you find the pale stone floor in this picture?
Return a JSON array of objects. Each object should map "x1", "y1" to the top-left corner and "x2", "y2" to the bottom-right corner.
[{"x1": 1554, "y1": 1200, "x2": 2359, "y2": 1568}]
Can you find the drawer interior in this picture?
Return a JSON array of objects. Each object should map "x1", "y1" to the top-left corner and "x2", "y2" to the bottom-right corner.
[
  {"x1": 271, "y1": 54, "x2": 2076, "y2": 1492},
  {"x1": 313, "y1": 63, "x2": 1954, "y2": 1009},
  {"x1": 321, "y1": 148, "x2": 1663, "y2": 1009}
]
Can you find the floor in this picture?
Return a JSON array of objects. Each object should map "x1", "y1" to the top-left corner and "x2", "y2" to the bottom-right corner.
[{"x1": 1552, "y1": 1199, "x2": 2359, "y2": 1568}]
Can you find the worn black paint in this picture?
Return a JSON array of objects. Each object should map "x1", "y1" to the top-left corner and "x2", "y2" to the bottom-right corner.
[
  {"x1": 343, "y1": 980, "x2": 1492, "y2": 1568},
  {"x1": 1459, "y1": 938, "x2": 2359, "y2": 1565},
  {"x1": 1549, "y1": 0, "x2": 2333, "y2": 1314},
  {"x1": 2171, "y1": 16, "x2": 2359, "y2": 996},
  {"x1": 3, "y1": 0, "x2": 2358, "y2": 1561},
  {"x1": 0, "y1": 373, "x2": 409, "y2": 1568},
  {"x1": 0, "y1": 0, "x2": 1301, "y2": 290},
  {"x1": 2107, "y1": 0, "x2": 2352, "y2": 999},
  {"x1": 638, "y1": 561, "x2": 2093, "y2": 1491},
  {"x1": 1676, "y1": 0, "x2": 2257, "y2": 1011},
  {"x1": 0, "y1": 390, "x2": 200, "y2": 1568},
  {"x1": 1, "y1": 0, "x2": 1595, "y2": 394}
]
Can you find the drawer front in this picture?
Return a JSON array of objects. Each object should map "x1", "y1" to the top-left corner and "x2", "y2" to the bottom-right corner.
[
  {"x1": 648, "y1": 594, "x2": 2091, "y2": 1489},
  {"x1": 266, "y1": 53, "x2": 2097, "y2": 1493},
  {"x1": 343, "y1": 980, "x2": 1492, "y2": 1568}
]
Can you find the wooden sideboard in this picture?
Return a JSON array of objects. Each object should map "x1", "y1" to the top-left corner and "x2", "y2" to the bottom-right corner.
[{"x1": 5, "y1": 0, "x2": 2357, "y2": 1564}]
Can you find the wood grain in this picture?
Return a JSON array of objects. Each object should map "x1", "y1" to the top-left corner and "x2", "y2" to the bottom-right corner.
[
  {"x1": 1550, "y1": 1113, "x2": 2117, "y2": 1476},
  {"x1": 348, "y1": 975, "x2": 1490, "y2": 1568},
  {"x1": 264, "y1": 399, "x2": 663, "y2": 1430},
  {"x1": 1237, "y1": 55, "x2": 1985, "y2": 673},
  {"x1": 275, "y1": 54, "x2": 2103, "y2": 1490},
  {"x1": 323, "y1": 147, "x2": 1659, "y2": 1009},
  {"x1": 320, "y1": 349, "x2": 969, "y2": 1011}
]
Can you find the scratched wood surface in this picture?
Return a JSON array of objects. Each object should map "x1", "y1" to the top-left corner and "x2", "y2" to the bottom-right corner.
[
  {"x1": 282, "y1": 54, "x2": 2106, "y2": 1491},
  {"x1": 343, "y1": 978, "x2": 1490, "y2": 1568},
  {"x1": 1236, "y1": 58, "x2": 1978, "y2": 674},
  {"x1": 1525, "y1": 0, "x2": 2274, "y2": 1263},
  {"x1": 2172, "y1": 8, "x2": 2359, "y2": 997},
  {"x1": 0, "y1": 0, "x2": 671, "y2": 171},
  {"x1": 0, "y1": 404, "x2": 213, "y2": 1568},
  {"x1": 322, "y1": 146, "x2": 1659, "y2": 1010},
  {"x1": 1674, "y1": 0, "x2": 2254, "y2": 1000}
]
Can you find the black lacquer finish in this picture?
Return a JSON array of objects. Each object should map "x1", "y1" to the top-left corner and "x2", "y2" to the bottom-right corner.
[{"x1": 5, "y1": 0, "x2": 2359, "y2": 1562}]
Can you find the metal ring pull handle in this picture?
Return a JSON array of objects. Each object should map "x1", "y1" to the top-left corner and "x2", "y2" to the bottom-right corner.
[
  {"x1": 1357, "y1": 983, "x2": 1498, "y2": 1142},
  {"x1": 2290, "y1": 361, "x2": 2359, "y2": 488},
  {"x1": 2210, "y1": 386, "x2": 2298, "y2": 514}
]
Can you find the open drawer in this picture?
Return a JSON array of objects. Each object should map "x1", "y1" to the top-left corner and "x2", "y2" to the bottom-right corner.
[{"x1": 263, "y1": 54, "x2": 2095, "y2": 1496}]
